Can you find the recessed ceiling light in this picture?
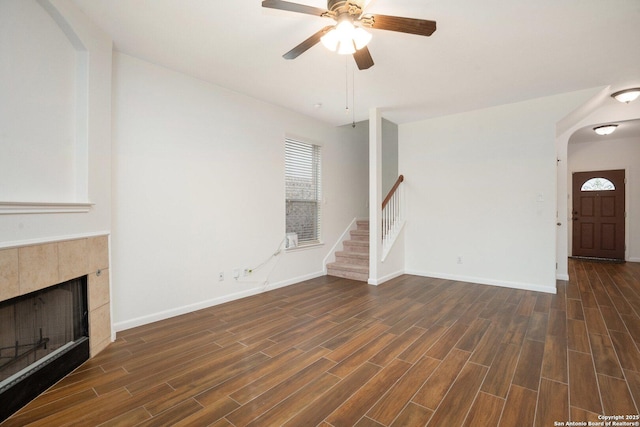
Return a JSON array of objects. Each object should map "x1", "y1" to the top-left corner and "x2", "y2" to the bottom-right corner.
[{"x1": 593, "y1": 124, "x2": 618, "y2": 135}]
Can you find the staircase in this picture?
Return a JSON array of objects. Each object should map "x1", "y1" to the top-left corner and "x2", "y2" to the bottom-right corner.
[{"x1": 326, "y1": 219, "x2": 369, "y2": 282}]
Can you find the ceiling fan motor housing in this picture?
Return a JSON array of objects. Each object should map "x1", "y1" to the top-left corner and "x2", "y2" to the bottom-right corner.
[{"x1": 327, "y1": 0, "x2": 363, "y2": 15}]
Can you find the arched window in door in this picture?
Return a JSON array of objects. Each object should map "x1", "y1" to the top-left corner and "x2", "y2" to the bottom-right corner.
[{"x1": 580, "y1": 177, "x2": 615, "y2": 192}]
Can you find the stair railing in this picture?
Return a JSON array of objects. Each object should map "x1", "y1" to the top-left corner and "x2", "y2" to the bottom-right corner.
[{"x1": 381, "y1": 175, "x2": 405, "y2": 260}]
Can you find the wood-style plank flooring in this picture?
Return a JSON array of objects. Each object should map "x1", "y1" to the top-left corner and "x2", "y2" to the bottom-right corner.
[{"x1": 3, "y1": 259, "x2": 640, "y2": 426}]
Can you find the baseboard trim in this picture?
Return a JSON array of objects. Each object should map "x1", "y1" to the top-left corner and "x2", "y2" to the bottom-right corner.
[
  {"x1": 556, "y1": 273, "x2": 570, "y2": 281},
  {"x1": 405, "y1": 269, "x2": 557, "y2": 294},
  {"x1": 368, "y1": 269, "x2": 404, "y2": 286},
  {"x1": 113, "y1": 270, "x2": 325, "y2": 332},
  {"x1": 629, "y1": 258, "x2": 640, "y2": 263}
]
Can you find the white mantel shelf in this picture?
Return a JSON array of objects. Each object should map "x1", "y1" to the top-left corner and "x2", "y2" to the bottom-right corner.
[{"x1": 0, "y1": 201, "x2": 94, "y2": 215}]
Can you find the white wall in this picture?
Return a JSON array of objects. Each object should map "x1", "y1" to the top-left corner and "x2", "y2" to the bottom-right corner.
[
  {"x1": 0, "y1": 0, "x2": 112, "y2": 246},
  {"x1": 382, "y1": 118, "x2": 399, "y2": 196},
  {"x1": 568, "y1": 135, "x2": 640, "y2": 261},
  {"x1": 336, "y1": 121, "x2": 370, "y2": 212},
  {"x1": 400, "y1": 91, "x2": 595, "y2": 293},
  {"x1": 111, "y1": 53, "x2": 368, "y2": 330}
]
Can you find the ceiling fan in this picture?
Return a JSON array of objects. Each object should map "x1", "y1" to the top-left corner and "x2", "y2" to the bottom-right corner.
[{"x1": 262, "y1": 0, "x2": 436, "y2": 70}]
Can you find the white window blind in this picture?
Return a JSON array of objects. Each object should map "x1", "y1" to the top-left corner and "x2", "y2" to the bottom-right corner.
[{"x1": 285, "y1": 138, "x2": 322, "y2": 245}]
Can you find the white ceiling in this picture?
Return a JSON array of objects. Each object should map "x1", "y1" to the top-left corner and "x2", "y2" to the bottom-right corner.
[{"x1": 70, "y1": 0, "x2": 640, "y2": 127}]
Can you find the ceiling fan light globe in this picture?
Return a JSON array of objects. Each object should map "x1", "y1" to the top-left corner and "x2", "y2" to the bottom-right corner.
[
  {"x1": 353, "y1": 27, "x2": 372, "y2": 50},
  {"x1": 335, "y1": 20, "x2": 355, "y2": 37},
  {"x1": 320, "y1": 29, "x2": 339, "y2": 51},
  {"x1": 333, "y1": 20, "x2": 356, "y2": 54},
  {"x1": 337, "y1": 40, "x2": 356, "y2": 55}
]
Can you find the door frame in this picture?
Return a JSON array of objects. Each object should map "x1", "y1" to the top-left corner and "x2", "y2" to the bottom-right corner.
[{"x1": 569, "y1": 168, "x2": 627, "y2": 260}]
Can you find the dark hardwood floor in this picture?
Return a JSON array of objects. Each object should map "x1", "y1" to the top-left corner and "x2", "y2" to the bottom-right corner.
[{"x1": 3, "y1": 259, "x2": 640, "y2": 426}]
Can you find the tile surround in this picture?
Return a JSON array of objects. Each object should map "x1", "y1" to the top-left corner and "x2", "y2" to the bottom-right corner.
[
  {"x1": 0, "y1": 236, "x2": 111, "y2": 357},
  {"x1": 0, "y1": 249, "x2": 19, "y2": 301},
  {"x1": 89, "y1": 303, "x2": 112, "y2": 355},
  {"x1": 88, "y1": 235, "x2": 109, "y2": 272},
  {"x1": 18, "y1": 243, "x2": 59, "y2": 294},
  {"x1": 89, "y1": 267, "x2": 110, "y2": 311},
  {"x1": 58, "y1": 239, "x2": 89, "y2": 283}
]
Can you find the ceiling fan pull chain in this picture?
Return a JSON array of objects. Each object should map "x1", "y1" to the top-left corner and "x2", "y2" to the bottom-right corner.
[
  {"x1": 352, "y1": 67, "x2": 356, "y2": 127},
  {"x1": 345, "y1": 57, "x2": 350, "y2": 115}
]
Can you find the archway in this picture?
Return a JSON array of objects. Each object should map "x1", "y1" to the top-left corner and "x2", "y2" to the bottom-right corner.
[{"x1": 556, "y1": 90, "x2": 640, "y2": 279}]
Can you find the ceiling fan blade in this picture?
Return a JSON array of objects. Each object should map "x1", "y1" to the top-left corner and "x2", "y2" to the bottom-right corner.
[
  {"x1": 366, "y1": 14, "x2": 436, "y2": 36},
  {"x1": 262, "y1": 0, "x2": 328, "y2": 17},
  {"x1": 358, "y1": 0, "x2": 376, "y2": 17},
  {"x1": 283, "y1": 26, "x2": 333, "y2": 60},
  {"x1": 353, "y1": 46, "x2": 374, "y2": 70}
]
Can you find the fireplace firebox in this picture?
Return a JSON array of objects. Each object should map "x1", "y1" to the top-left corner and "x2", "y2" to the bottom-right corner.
[{"x1": 0, "y1": 276, "x2": 89, "y2": 422}]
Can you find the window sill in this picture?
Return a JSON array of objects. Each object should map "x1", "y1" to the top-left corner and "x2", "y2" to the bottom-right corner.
[{"x1": 285, "y1": 242, "x2": 324, "y2": 252}]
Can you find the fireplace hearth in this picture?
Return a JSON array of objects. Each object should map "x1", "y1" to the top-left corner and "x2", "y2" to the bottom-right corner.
[{"x1": 0, "y1": 276, "x2": 89, "y2": 422}]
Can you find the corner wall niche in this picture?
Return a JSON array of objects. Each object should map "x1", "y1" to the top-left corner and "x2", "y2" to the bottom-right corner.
[{"x1": 0, "y1": 0, "x2": 89, "y2": 208}]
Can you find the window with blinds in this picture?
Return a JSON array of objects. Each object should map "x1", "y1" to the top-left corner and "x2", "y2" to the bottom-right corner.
[{"x1": 285, "y1": 138, "x2": 322, "y2": 245}]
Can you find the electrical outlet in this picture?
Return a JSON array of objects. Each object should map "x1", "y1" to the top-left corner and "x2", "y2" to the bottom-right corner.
[
  {"x1": 233, "y1": 269, "x2": 240, "y2": 279},
  {"x1": 218, "y1": 272, "x2": 224, "y2": 281},
  {"x1": 457, "y1": 256, "x2": 463, "y2": 264},
  {"x1": 243, "y1": 267, "x2": 251, "y2": 276}
]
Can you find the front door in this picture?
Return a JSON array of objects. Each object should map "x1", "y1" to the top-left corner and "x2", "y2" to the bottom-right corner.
[{"x1": 572, "y1": 169, "x2": 625, "y2": 260}]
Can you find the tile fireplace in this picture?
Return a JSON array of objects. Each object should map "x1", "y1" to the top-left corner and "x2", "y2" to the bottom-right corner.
[{"x1": 0, "y1": 236, "x2": 111, "y2": 421}]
